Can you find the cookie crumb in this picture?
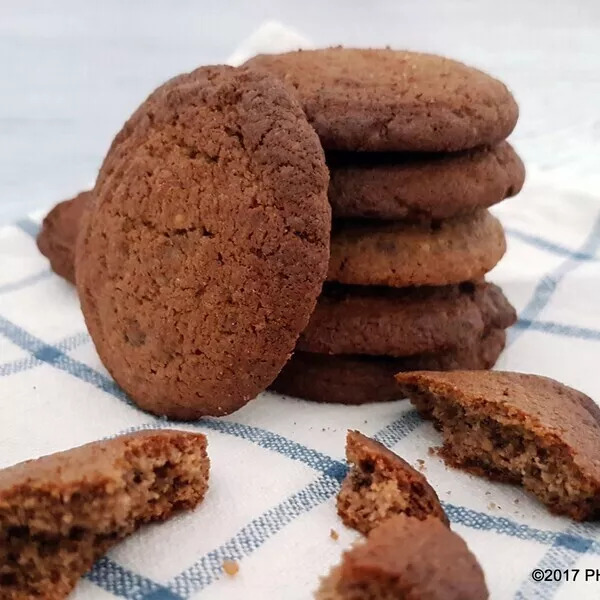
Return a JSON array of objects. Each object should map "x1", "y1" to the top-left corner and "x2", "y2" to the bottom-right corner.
[
  {"x1": 223, "y1": 560, "x2": 239, "y2": 576},
  {"x1": 487, "y1": 502, "x2": 496, "y2": 510},
  {"x1": 330, "y1": 528, "x2": 339, "y2": 541}
]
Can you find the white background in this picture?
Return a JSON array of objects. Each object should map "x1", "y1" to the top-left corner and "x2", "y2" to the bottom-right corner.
[{"x1": 0, "y1": 0, "x2": 599, "y2": 224}]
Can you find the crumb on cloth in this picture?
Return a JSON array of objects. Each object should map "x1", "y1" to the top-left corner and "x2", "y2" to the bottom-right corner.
[{"x1": 223, "y1": 559, "x2": 239, "y2": 576}]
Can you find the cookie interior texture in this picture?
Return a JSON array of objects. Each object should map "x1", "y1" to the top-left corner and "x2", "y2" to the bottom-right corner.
[
  {"x1": 316, "y1": 514, "x2": 488, "y2": 600},
  {"x1": 337, "y1": 431, "x2": 448, "y2": 535},
  {"x1": 396, "y1": 371, "x2": 600, "y2": 520},
  {"x1": 75, "y1": 65, "x2": 331, "y2": 419},
  {"x1": 0, "y1": 430, "x2": 209, "y2": 599}
]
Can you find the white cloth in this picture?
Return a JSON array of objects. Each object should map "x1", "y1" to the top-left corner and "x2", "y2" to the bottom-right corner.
[{"x1": 1, "y1": 22, "x2": 600, "y2": 600}]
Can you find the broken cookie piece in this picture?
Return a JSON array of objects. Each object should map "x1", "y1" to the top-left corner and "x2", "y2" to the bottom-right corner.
[
  {"x1": 396, "y1": 371, "x2": 600, "y2": 520},
  {"x1": 0, "y1": 430, "x2": 209, "y2": 599},
  {"x1": 316, "y1": 514, "x2": 488, "y2": 600},
  {"x1": 337, "y1": 430, "x2": 448, "y2": 534}
]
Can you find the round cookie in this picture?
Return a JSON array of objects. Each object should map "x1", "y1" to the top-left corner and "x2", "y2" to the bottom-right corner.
[
  {"x1": 327, "y1": 142, "x2": 525, "y2": 220},
  {"x1": 76, "y1": 66, "x2": 331, "y2": 420},
  {"x1": 244, "y1": 48, "x2": 518, "y2": 152},
  {"x1": 299, "y1": 281, "x2": 515, "y2": 357},
  {"x1": 36, "y1": 191, "x2": 90, "y2": 284},
  {"x1": 328, "y1": 210, "x2": 505, "y2": 287},
  {"x1": 271, "y1": 328, "x2": 506, "y2": 405}
]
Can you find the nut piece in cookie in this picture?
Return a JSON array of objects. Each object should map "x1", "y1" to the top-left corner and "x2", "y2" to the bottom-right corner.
[
  {"x1": 0, "y1": 430, "x2": 209, "y2": 599},
  {"x1": 337, "y1": 431, "x2": 448, "y2": 535},
  {"x1": 316, "y1": 514, "x2": 488, "y2": 600},
  {"x1": 396, "y1": 371, "x2": 600, "y2": 520},
  {"x1": 36, "y1": 191, "x2": 90, "y2": 284}
]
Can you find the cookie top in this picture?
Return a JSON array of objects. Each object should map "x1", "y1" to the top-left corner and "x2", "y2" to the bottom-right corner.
[
  {"x1": 327, "y1": 142, "x2": 525, "y2": 220},
  {"x1": 76, "y1": 66, "x2": 331, "y2": 419},
  {"x1": 328, "y1": 210, "x2": 505, "y2": 287},
  {"x1": 337, "y1": 430, "x2": 449, "y2": 534},
  {"x1": 298, "y1": 281, "x2": 515, "y2": 356},
  {"x1": 271, "y1": 329, "x2": 506, "y2": 405},
  {"x1": 36, "y1": 191, "x2": 90, "y2": 284},
  {"x1": 245, "y1": 48, "x2": 518, "y2": 152},
  {"x1": 317, "y1": 515, "x2": 488, "y2": 600}
]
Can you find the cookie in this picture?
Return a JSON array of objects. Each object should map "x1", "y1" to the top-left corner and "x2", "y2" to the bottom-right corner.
[
  {"x1": 36, "y1": 191, "x2": 90, "y2": 284},
  {"x1": 327, "y1": 142, "x2": 525, "y2": 220},
  {"x1": 299, "y1": 281, "x2": 515, "y2": 357},
  {"x1": 316, "y1": 514, "x2": 488, "y2": 600},
  {"x1": 328, "y1": 210, "x2": 505, "y2": 287},
  {"x1": 0, "y1": 430, "x2": 209, "y2": 599},
  {"x1": 395, "y1": 371, "x2": 600, "y2": 520},
  {"x1": 76, "y1": 66, "x2": 331, "y2": 419},
  {"x1": 271, "y1": 328, "x2": 506, "y2": 405},
  {"x1": 244, "y1": 47, "x2": 517, "y2": 152},
  {"x1": 337, "y1": 430, "x2": 448, "y2": 535}
]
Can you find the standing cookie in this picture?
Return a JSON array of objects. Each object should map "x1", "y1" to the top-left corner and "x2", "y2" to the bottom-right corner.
[
  {"x1": 76, "y1": 66, "x2": 331, "y2": 419},
  {"x1": 244, "y1": 48, "x2": 518, "y2": 152}
]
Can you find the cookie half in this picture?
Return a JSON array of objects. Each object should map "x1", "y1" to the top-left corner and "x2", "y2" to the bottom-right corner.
[
  {"x1": 0, "y1": 430, "x2": 209, "y2": 599},
  {"x1": 299, "y1": 281, "x2": 515, "y2": 357},
  {"x1": 271, "y1": 328, "x2": 506, "y2": 405},
  {"x1": 337, "y1": 430, "x2": 448, "y2": 535},
  {"x1": 327, "y1": 142, "x2": 525, "y2": 220},
  {"x1": 316, "y1": 514, "x2": 488, "y2": 600},
  {"x1": 244, "y1": 47, "x2": 518, "y2": 152},
  {"x1": 76, "y1": 66, "x2": 331, "y2": 419},
  {"x1": 328, "y1": 210, "x2": 505, "y2": 287},
  {"x1": 36, "y1": 191, "x2": 90, "y2": 284},
  {"x1": 396, "y1": 371, "x2": 600, "y2": 520}
]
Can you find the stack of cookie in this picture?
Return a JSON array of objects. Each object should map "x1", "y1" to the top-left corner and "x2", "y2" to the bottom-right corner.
[{"x1": 244, "y1": 48, "x2": 525, "y2": 405}]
